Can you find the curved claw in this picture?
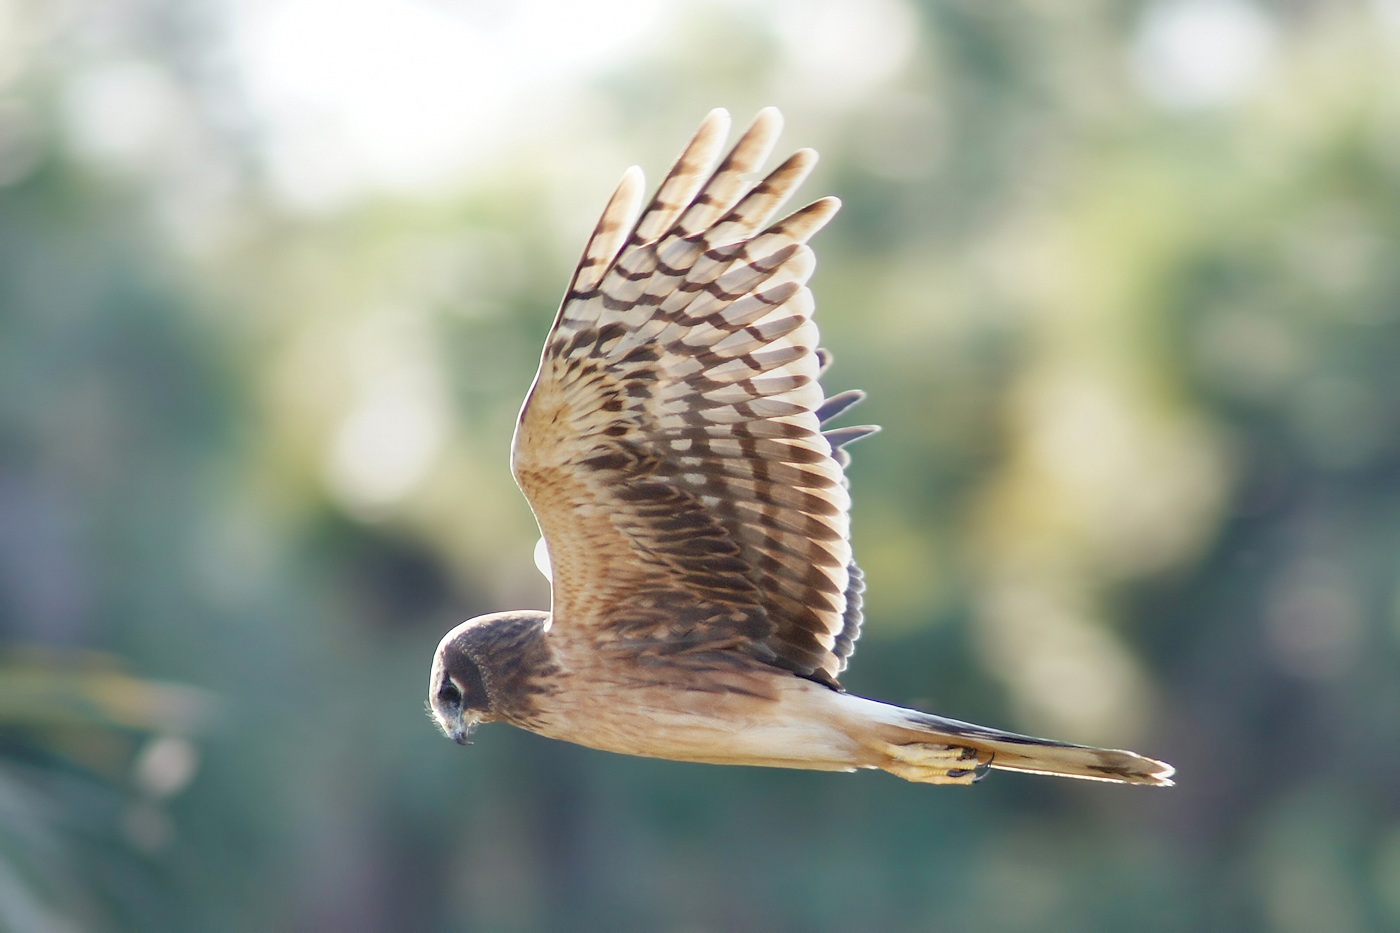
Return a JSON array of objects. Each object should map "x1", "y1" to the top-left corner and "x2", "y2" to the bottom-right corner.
[{"x1": 946, "y1": 748, "x2": 996, "y2": 782}]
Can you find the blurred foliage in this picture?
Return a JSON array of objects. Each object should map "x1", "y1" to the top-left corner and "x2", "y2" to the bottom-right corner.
[
  {"x1": 0, "y1": 652, "x2": 213, "y2": 931},
  {"x1": 2, "y1": 0, "x2": 1400, "y2": 930}
]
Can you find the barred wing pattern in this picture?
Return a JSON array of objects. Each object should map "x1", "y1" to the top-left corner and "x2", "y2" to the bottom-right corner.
[{"x1": 511, "y1": 109, "x2": 872, "y2": 686}]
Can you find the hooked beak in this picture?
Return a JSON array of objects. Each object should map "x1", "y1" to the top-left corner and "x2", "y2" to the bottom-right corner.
[{"x1": 445, "y1": 715, "x2": 479, "y2": 746}]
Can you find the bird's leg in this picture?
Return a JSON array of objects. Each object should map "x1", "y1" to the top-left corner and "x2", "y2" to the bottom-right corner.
[{"x1": 881, "y1": 741, "x2": 995, "y2": 785}]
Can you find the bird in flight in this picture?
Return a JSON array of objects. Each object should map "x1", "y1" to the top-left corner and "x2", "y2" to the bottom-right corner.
[{"x1": 429, "y1": 109, "x2": 1174, "y2": 786}]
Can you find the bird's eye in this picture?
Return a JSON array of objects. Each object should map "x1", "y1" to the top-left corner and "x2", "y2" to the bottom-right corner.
[{"x1": 437, "y1": 679, "x2": 463, "y2": 708}]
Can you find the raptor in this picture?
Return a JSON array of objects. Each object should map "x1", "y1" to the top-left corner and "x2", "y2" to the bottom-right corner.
[{"x1": 428, "y1": 109, "x2": 1173, "y2": 787}]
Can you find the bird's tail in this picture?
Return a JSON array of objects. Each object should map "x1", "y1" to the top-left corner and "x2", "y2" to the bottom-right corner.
[{"x1": 843, "y1": 695, "x2": 1174, "y2": 786}]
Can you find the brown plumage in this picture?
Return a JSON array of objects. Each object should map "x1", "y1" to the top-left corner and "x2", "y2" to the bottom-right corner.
[{"x1": 428, "y1": 109, "x2": 1174, "y2": 787}]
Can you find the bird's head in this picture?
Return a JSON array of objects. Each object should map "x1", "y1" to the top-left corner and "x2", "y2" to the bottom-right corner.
[{"x1": 428, "y1": 610, "x2": 550, "y2": 745}]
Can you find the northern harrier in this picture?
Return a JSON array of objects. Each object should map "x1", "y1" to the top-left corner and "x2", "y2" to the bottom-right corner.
[{"x1": 429, "y1": 109, "x2": 1174, "y2": 786}]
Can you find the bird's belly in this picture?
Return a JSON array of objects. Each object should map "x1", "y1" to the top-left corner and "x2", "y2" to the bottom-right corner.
[{"x1": 525, "y1": 676, "x2": 866, "y2": 772}]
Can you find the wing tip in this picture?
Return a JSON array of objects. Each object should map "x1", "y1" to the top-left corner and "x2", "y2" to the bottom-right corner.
[
  {"x1": 569, "y1": 165, "x2": 647, "y2": 295},
  {"x1": 697, "y1": 108, "x2": 733, "y2": 143},
  {"x1": 750, "y1": 105, "x2": 784, "y2": 136}
]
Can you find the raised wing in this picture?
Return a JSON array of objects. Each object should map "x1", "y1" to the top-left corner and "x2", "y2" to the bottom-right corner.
[{"x1": 511, "y1": 109, "x2": 872, "y2": 686}]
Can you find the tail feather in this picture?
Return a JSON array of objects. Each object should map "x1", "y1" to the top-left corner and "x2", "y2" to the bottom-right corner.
[{"x1": 857, "y1": 700, "x2": 1174, "y2": 787}]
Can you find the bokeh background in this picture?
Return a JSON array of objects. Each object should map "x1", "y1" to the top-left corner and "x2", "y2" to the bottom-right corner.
[{"x1": 3, "y1": 0, "x2": 1399, "y2": 930}]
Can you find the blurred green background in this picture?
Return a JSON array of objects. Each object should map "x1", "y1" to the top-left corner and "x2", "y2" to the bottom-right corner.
[{"x1": 3, "y1": 0, "x2": 1399, "y2": 930}]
